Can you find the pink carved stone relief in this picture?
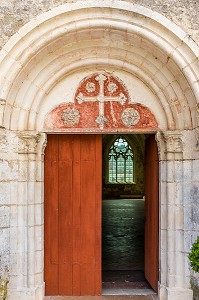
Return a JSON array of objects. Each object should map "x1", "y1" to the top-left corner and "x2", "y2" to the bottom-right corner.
[{"x1": 44, "y1": 72, "x2": 158, "y2": 132}]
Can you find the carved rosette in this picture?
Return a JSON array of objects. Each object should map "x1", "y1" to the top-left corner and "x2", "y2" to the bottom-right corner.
[
  {"x1": 95, "y1": 115, "x2": 108, "y2": 128},
  {"x1": 107, "y1": 82, "x2": 118, "y2": 93},
  {"x1": 121, "y1": 108, "x2": 140, "y2": 126},
  {"x1": 61, "y1": 108, "x2": 80, "y2": 126},
  {"x1": 86, "y1": 82, "x2": 96, "y2": 93}
]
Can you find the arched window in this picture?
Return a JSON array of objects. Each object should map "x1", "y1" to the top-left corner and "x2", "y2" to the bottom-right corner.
[{"x1": 108, "y1": 136, "x2": 134, "y2": 183}]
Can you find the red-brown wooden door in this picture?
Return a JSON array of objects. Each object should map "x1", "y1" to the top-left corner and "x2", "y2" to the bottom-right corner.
[
  {"x1": 44, "y1": 134, "x2": 102, "y2": 295},
  {"x1": 144, "y1": 134, "x2": 159, "y2": 292}
]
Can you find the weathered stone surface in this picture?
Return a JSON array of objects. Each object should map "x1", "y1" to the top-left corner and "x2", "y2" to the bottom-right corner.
[{"x1": 0, "y1": 0, "x2": 198, "y2": 50}]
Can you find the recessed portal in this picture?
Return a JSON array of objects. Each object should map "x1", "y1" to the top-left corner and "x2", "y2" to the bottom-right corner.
[{"x1": 102, "y1": 134, "x2": 159, "y2": 292}]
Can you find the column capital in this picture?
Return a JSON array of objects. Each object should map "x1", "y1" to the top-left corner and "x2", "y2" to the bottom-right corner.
[
  {"x1": 156, "y1": 130, "x2": 183, "y2": 161},
  {"x1": 17, "y1": 131, "x2": 47, "y2": 155}
]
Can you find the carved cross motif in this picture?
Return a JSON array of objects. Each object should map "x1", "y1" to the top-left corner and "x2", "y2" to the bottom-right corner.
[{"x1": 76, "y1": 73, "x2": 127, "y2": 129}]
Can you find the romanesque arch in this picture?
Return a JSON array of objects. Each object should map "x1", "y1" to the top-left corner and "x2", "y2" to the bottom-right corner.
[{"x1": 0, "y1": 1, "x2": 198, "y2": 299}]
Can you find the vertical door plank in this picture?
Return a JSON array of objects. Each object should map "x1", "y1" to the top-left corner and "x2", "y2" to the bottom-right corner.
[
  {"x1": 72, "y1": 136, "x2": 81, "y2": 295},
  {"x1": 58, "y1": 136, "x2": 73, "y2": 294},
  {"x1": 44, "y1": 135, "x2": 59, "y2": 295},
  {"x1": 145, "y1": 135, "x2": 159, "y2": 292},
  {"x1": 94, "y1": 135, "x2": 102, "y2": 295},
  {"x1": 80, "y1": 135, "x2": 96, "y2": 295}
]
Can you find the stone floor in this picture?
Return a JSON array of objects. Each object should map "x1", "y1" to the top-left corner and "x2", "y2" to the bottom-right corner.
[{"x1": 102, "y1": 199, "x2": 146, "y2": 289}]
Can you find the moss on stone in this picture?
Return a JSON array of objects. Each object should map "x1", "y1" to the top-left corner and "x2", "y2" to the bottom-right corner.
[{"x1": 0, "y1": 277, "x2": 9, "y2": 300}]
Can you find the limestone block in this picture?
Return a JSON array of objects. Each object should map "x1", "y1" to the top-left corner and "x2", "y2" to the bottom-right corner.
[
  {"x1": 0, "y1": 206, "x2": 10, "y2": 228},
  {"x1": 17, "y1": 206, "x2": 28, "y2": 227},
  {"x1": 0, "y1": 253, "x2": 9, "y2": 277},
  {"x1": 0, "y1": 183, "x2": 11, "y2": 205},
  {"x1": 34, "y1": 272, "x2": 43, "y2": 286},
  {"x1": 18, "y1": 160, "x2": 28, "y2": 181},
  {"x1": 27, "y1": 182, "x2": 35, "y2": 205},
  {"x1": 27, "y1": 226, "x2": 35, "y2": 254},
  {"x1": 0, "y1": 228, "x2": 9, "y2": 255},
  {"x1": 160, "y1": 181, "x2": 167, "y2": 205},
  {"x1": 183, "y1": 160, "x2": 193, "y2": 182},
  {"x1": 35, "y1": 225, "x2": 43, "y2": 251},
  {"x1": 9, "y1": 254, "x2": 18, "y2": 276},
  {"x1": 166, "y1": 161, "x2": 175, "y2": 182},
  {"x1": 160, "y1": 205, "x2": 167, "y2": 230},
  {"x1": 167, "y1": 182, "x2": 175, "y2": 206},
  {"x1": 9, "y1": 227, "x2": 18, "y2": 253},
  {"x1": 17, "y1": 182, "x2": 27, "y2": 205},
  {"x1": 174, "y1": 160, "x2": 183, "y2": 182},
  {"x1": 0, "y1": 160, "x2": 18, "y2": 181},
  {"x1": 9, "y1": 205, "x2": 18, "y2": 227},
  {"x1": 184, "y1": 205, "x2": 199, "y2": 231},
  {"x1": 28, "y1": 160, "x2": 37, "y2": 181},
  {"x1": 160, "y1": 160, "x2": 167, "y2": 182},
  {"x1": 193, "y1": 160, "x2": 199, "y2": 181},
  {"x1": 36, "y1": 160, "x2": 44, "y2": 182},
  {"x1": 166, "y1": 287, "x2": 193, "y2": 300},
  {"x1": 8, "y1": 275, "x2": 18, "y2": 289},
  {"x1": 35, "y1": 182, "x2": 43, "y2": 204},
  {"x1": 160, "y1": 250, "x2": 167, "y2": 286},
  {"x1": 160, "y1": 229, "x2": 167, "y2": 252},
  {"x1": 10, "y1": 182, "x2": 18, "y2": 206},
  {"x1": 35, "y1": 250, "x2": 43, "y2": 274},
  {"x1": 27, "y1": 206, "x2": 35, "y2": 226},
  {"x1": 174, "y1": 230, "x2": 185, "y2": 252},
  {"x1": 27, "y1": 251, "x2": 36, "y2": 277},
  {"x1": 35, "y1": 204, "x2": 43, "y2": 226},
  {"x1": 173, "y1": 182, "x2": 183, "y2": 206}
]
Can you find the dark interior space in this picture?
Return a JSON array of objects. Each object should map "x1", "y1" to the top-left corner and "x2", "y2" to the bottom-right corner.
[
  {"x1": 102, "y1": 134, "x2": 151, "y2": 290},
  {"x1": 102, "y1": 199, "x2": 151, "y2": 289}
]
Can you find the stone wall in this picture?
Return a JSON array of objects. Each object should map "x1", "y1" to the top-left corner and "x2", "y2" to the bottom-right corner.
[
  {"x1": 0, "y1": 0, "x2": 199, "y2": 50},
  {"x1": 0, "y1": 1, "x2": 198, "y2": 299}
]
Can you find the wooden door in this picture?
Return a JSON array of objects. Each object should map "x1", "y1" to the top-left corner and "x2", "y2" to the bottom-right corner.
[
  {"x1": 144, "y1": 134, "x2": 159, "y2": 292},
  {"x1": 44, "y1": 135, "x2": 102, "y2": 295}
]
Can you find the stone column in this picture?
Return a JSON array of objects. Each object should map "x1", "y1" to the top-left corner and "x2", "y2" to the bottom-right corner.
[
  {"x1": 157, "y1": 130, "x2": 194, "y2": 300},
  {"x1": 4, "y1": 130, "x2": 47, "y2": 300}
]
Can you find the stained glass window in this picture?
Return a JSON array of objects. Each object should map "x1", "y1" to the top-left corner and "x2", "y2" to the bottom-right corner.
[{"x1": 108, "y1": 137, "x2": 134, "y2": 183}]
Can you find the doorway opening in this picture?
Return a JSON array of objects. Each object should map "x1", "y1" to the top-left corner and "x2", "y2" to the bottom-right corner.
[
  {"x1": 102, "y1": 134, "x2": 159, "y2": 293},
  {"x1": 44, "y1": 133, "x2": 158, "y2": 296}
]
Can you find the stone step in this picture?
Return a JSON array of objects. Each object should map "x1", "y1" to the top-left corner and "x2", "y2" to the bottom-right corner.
[{"x1": 44, "y1": 295, "x2": 158, "y2": 300}]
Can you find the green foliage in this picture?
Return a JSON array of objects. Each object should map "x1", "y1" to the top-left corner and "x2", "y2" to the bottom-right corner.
[
  {"x1": 0, "y1": 277, "x2": 9, "y2": 300},
  {"x1": 189, "y1": 237, "x2": 199, "y2": 273},
  {"x1": 0, "y1": 265, "x2": 9, "y2": 300}
]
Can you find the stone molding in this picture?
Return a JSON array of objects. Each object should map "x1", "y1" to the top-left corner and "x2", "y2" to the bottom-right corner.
[{"x1": 0, "y1": 1, "x2": 198, "y2": 131}]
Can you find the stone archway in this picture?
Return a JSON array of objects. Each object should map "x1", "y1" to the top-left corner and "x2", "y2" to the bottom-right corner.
[{"x1": 0, "y1": 2, "x2": 198, "y2": 300}]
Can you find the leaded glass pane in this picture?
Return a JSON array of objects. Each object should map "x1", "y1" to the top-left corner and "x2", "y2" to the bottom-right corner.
[{"x1": 108, "y1": 136, "x2": 134, "y2": 183}]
